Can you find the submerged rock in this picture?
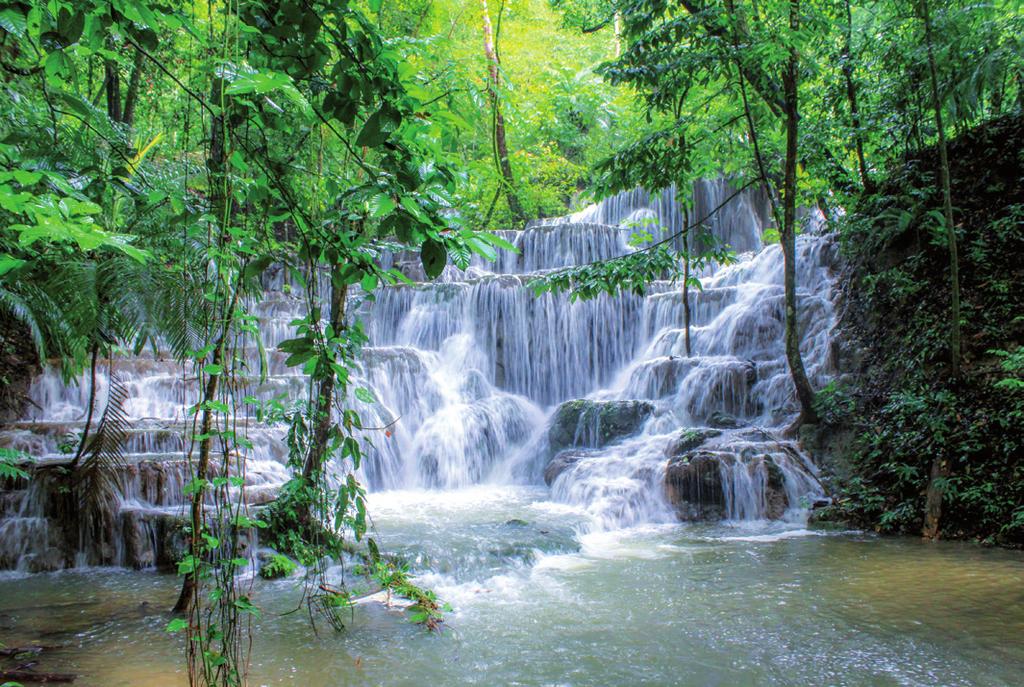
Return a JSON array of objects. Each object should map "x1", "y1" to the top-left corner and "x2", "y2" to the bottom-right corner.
[{"x1": 548, "y1": 399, "x2": 655, "y2": 453}]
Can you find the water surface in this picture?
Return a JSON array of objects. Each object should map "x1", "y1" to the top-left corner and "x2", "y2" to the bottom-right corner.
[{"x1": 2, "y1": 486, "x2": 1021, "y2": 686}]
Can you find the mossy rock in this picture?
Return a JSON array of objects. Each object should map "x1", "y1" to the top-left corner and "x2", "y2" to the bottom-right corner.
[
  {"x1": 664, "y1": 428, "x2": 722, "y2": 459},
  {"x1": 548, "y1": 399, "x2": 654, "y2": 452}
]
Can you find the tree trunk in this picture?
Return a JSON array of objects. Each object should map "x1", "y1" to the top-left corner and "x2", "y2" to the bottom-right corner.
[
  {"x1": 613, "y1": 12, "x2": 622, "y2": 57},
  {"x1": 104, "y1": 59, "x2": 122, "y2": 123},
  {"x1": 172, "y1": 341, "x2": 226, "y2": 614},
  {"x1": 920, "y1": 0, "x2": 960, "y2": 541},
  {"x1": 481, "y1": 0, "x2": 525, "y2": 223},
  {"x1": 122, "y1": 47, "x2": 145, "y2": 127},
  {"x1": 301, "y1": 278, "x2": 349, "y2": 485},
  {"x1": 842, "y1": 0, "x2": 871, "y2": 193},
  {"x1": 173, "y1": 76, "x2": 233, "y2": 613},
  {"x1": 681, "y1": 206, "x2": 692, "y2": 358},
  {"x1": 780, "y1": 0, "x2": 819, "y2": 427}
]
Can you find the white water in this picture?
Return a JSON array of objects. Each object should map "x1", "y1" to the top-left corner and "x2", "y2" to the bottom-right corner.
[{"x1": 0, "y1": 180, "x2": 837, "y2": 572}]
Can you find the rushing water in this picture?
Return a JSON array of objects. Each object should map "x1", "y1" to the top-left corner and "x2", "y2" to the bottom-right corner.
[{"x1": 2, "y1": 182, "x2": 1022, "y2": 684}]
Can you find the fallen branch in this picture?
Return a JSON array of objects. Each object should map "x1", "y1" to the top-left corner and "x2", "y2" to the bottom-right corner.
[{"x1": 0, "y1": 668, "x2": 76, "y2": 683}]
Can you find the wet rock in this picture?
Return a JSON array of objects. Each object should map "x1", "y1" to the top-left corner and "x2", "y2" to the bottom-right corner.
[
  {"x1": 504, "y1": 518, "x2": 529, "y2": 527},
  {"x1": 155, "y1": 514, "x2": 189, "y2": 571},
  {"x1": 543, "y1": 449, "x2": 596, "y2": 485},
  {"x1": 664, "y1": 450, "x2": 726, "y2": 520},
  {"x1": 548, "y1": 399, "x2": 655, "y2": 452},
  {"x1": 807, "y1": 504, "x2": 850, "y2": 531},
  {"x1": 23, "y1": 547, "x2": 65, "y2": 573},
  {"x1": 706, "y1": 411, "x2": 744, "y2": 429},
  {"x1": 120, "y1": 510, "x2": 157, "y2": 569},
  {"x1": 663, "y1": 428, "x2": 722, "y2": 459},
  {"x1": 763, "y1": 457, "x2": 790, "y2": 520}
]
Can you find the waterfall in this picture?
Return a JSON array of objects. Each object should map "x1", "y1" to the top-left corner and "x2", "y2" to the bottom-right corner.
[{"x1": 0, "y1": 181, "x2": 837, "y2": 572}]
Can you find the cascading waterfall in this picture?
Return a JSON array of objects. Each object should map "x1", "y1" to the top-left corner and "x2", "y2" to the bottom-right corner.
[{"x1": 0, "y1": 180, "x2": 836, "y2": 572}]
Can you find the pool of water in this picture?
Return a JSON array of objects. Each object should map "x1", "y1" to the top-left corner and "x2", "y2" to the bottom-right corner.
[{"x1": 2, "y1": 486, "x2": 1022, "y2": 686}]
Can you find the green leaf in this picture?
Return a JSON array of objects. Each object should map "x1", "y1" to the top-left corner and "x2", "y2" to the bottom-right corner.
[
  {"x1": 369, "y1": 193, "x2": 396, "y2": 218},
  {"x1": 420, "y1": 238, "x2": 446, "y2": 279},
  {"x1": 0, "y1": 255, "x2": 26, "y2": 276},
  {"x1": 12, "y1": 170, "x2": 42, "y2": 186},
  {"x1": 165, "y1": 618, "x2": 189, "y2": 633},
  {"x1": 354, "y1": 387, "x2": 375, "y2": 404},
  {"x1": 356, "y1": 109, "x2": 388, "y2": 147}
]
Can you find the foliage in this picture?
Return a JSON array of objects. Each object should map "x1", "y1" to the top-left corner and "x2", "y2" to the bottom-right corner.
[
  {"x1": 258, "y1": 553, "x2": 298, "y2": 580},
  {"x1": 813, "y1": 380, "x2": 855, "y2": 426},
  {"x1": 830, "y1": 116, "x2": 1024, "y2": 545},
  {"x1": 0, "y1": 448, "x2": 30, "y2": 481},
  {"x1": 363, "y1": 560, "x2": 451, "y2": 630}
]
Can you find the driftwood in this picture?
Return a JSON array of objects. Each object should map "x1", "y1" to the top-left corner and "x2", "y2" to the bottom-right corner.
[
  {"x1": 0, "y1": 668, "x2": 76, "y2": 683},
  {"x1": 0, "y1": 645, "x2": 57, "y2": 657}
]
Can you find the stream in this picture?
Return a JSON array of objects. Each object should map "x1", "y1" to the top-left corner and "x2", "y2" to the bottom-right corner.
[{"x1": 2, "y1": 486, "x2": 1023, "y2": 686}]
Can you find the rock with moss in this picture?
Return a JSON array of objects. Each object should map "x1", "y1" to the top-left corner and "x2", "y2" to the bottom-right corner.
[
  {"x1": 547, "y1": 399, "x2": 655, "y2": 453},
  {"x1": 706, "y1": 410, "x2": 743, "y2": 429},
  {"x1": 663, "y1": 428, "x2": 722, "y2": 459},
  {"x1": 664, "y1": 450, "x2": 727, "y2": 520}
]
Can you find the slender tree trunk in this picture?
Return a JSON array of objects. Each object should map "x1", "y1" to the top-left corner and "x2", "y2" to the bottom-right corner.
[
  {"x1": 481, "y1": 0, "x2": 525, "y2": 223},
  {"x1": 613, "y1": 12, "x2": 623, "y2": 57},
  {"x1": 841, "y1": 0, "x2": 871, "y2": 193},
  {"x1": 780, "y1": 0, "x2": 819, "y2": 427},
  {"x1": 122, "y1": 47, "x2": 145, "y2": 127},
  {"x1": 174, "y1": 76, "x2": 234, "y2": 613},
  {"x1": 104, "y1": 59, "x2": 122, "y2": 122},
  {"x1": 682, "y1": 207, "x2": 692, "y2": 358},
  {"x1": 920, "y1": 0, "x2": 960, "y2": 541},
  {"x1": 301, "y1": 278, "x2": 349, "y2": 485},
  {"x1": 172, "y1": 341, "x2": 226, "y2": 614}
]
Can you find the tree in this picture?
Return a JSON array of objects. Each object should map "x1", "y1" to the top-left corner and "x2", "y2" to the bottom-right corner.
[
  {"x1": 481, "y1": 0, "x2": 526, "y2": 223},
  {"x1": 919, "y1": 0, "x2": 960, "y2": 541}
]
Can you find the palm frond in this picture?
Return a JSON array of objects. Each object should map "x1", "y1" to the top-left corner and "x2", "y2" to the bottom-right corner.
[
  {"x1": 0, "y1": 286, "x2": 48, "y2": 362},
  {"x1": 73, "y1": 372, "x2": 131, "y2": 539}
]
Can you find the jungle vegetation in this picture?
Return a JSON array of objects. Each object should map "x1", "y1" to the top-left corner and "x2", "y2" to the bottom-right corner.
[{"x1": 1, "y1": 0, "x2": 1023, "y2": 684}]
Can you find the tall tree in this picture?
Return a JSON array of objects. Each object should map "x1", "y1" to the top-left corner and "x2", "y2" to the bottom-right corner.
[
  {"x1": 778, "y1": 0, "x2": 819, "y2": 426},
  {"x1": 481, "y1": 0, "x2": 526, "y2": 223},
  {"x1": 920, "y1": 0, "x2": 961, "y2": 541}
]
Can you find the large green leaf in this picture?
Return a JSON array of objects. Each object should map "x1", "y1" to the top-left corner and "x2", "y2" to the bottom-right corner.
[{"x1": 420, "y1": 238, "x2": 446, "y2": 279}]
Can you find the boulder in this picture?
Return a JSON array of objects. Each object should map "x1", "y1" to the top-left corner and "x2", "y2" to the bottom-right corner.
[
  {"x1": 706, "y1": 410, "x2": 744, "y2": 429},
  {"x1": 763, "y1": 456, "x2": 790, "y2": 520},
  {"x1": 548, "y1": 399, "x2": 655, "y2": 452},
  {"x1": 664, "y1": 448, "x2": 793, "y2": 521},
  {"x1": 543, "y1": 449, "x2": 595, "y2": 485},
  {"x1": 155, "y1": 513, "x2": 189, "y2": 571},
  {"x1": 663, "y1": 428, "x2": 722, "y2": 459},
  {"x1": 664, "y1": 450, "x2": 726, "y2": 520}
]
